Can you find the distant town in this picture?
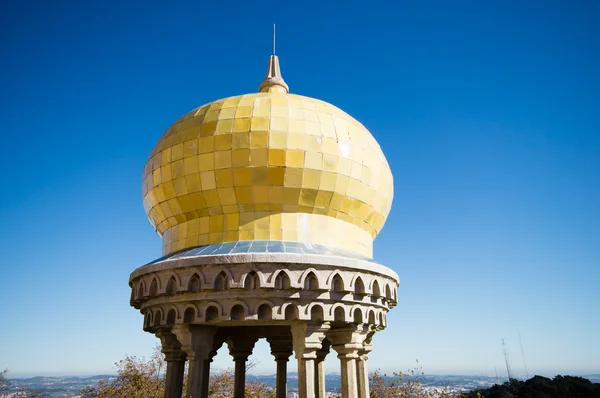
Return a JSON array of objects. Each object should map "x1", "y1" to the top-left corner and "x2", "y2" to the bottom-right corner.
[{"x1": 5, "y1": 373, "x2": 600, "y2": 397}]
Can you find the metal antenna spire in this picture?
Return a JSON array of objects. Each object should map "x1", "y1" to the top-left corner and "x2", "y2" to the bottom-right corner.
[
  {"x1": 272, "y1": 23, "x2": 276, "y2": 55},
  {"x1": 519, "y1": 332, "x2": 530, "y2": 379}
]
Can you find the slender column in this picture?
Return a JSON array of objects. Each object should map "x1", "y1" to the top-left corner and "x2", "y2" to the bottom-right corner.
[
  {"x1": 172, "y1": 325, "x2": 217, "y2": 398},
  {"x1": 267, "y1": 336, "x2": 294, "y2": 398},
  {"x1": 314, "y1": 339, "x2": 330, "y2": 398},
  {"x1": 157, "y1": 330, "x2": 186, "y2": 398},
  {"x1": 356, "y1": 332, "x2": 374, "y2": 398},
  {"x1": 228, "y1": 335, "x2": 258, "y2": 398},
  {"x1": 291, "y1": 322, "x2": 330, "y2": 398},
  {"x1": 328, "y1": 325, "x2": 370, "y2": 398}
]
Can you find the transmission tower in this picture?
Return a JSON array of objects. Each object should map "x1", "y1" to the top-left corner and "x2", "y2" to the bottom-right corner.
[
  {"x1": 502, "y1": 338, "x2": 513, "y2": 381},
  {"x1": 519, "y1": 332, "x2": 530, "y2": 379}
]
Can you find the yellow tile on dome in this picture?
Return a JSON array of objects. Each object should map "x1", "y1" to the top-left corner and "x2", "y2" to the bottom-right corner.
[
  {"x1": 214, "y1": 134, "x2": 232, "y2": 150},
  {"x1": 304, "y1": 152, "x2": 322, "y2": 170},
  {"x1": 232, "y1": 167, "x2": 251, "y2": 186},
  {"x1": 251, "y1": 168, "x2": 268, "y2": 185},
  {"x1": 224, "y1": 213, "x2": 239, "y2": 230},
  {"x1": 198, "y1": 137, "x2": 214, "y2": 153},
  {"x1": 322, "y1": 154, "x2": 339, "y2": 172},
  {"x1": 183, "y1": 140, "x2": 198, "y2": 157},
  {"x1": 288, "y1": 106, "x2": 303, "y2": 120},
  {"x1": 171, "y1": 143, "x2": 184, "y2": 161},
  {"x1": 239, "y1": 230, "x2": 255, "y2": 240},
  {"x1": 268, "y1": 149, "x2": 286, "y2": 166},
  {"x1": 185, "y1": 174, "x2": 202, "y2": 192},
  {"x1": 215, "y1": 169, "x2": 233, "y2": 187},
  {"x1": 302, "y1": 109, "x2": 319, "y2": 122},
  {"x1": 232, "y1": 149, "x2": 250, "y2": 167},
  {"x1": 271, "y1": 106, "x2": 288, "y2": 118},
  {"x1": 178, "y1": 195, "x2": 194, "y2": 213},
  {"x1": 250, "y1": 131, "x2": 268, "y2": 148},
  {"x1": 270, "y1": 118, "x2": 288, "y2": 132},
  {"x1": 209, "y1": 215, "x2": 224, "y2": 233},
  {"x1": 204, "y1": 110, "x2": 220, "y2": 123},
  {"x1": 217, "y1": 187, "x2": 236, "y2": 206},
  {"x1": 307, "y1": 136, "x2": 322, "y2": 152},
  {"x1": 200, "y1": 121, "x2": 217, "y2": 137},
  {"x1": 334, "y1": 175, "x2": 350, "y2": 195},
  {"x1": 200, "y1": 171, "x2": 216, "y2": 190},
  {"x1": 253, "y1": 186, "x2": 269, "y2": 203},
  {"x1": 299, "y1": 188, "x2": 318, "y2": 207},
  {"x1": 184, "y1": 156, "x2": 199, "y2": 175},
  {"x1": 162, "y1": 181, "x2": 176, "y2": 200},
  {"x1": 288, "y1": 133, "x2": 307, "y2": 149},
  {"x1": 285, "y1": 150, "x2": 305, "y2": 167},
  {"x1": 288, "y1": 119, "x2": 305, "y2": 134},
  {"x1": 233, "y1": 118, "x2": 251, "y2": 133},
  {"x1": 161, "y1": 147, "x2": 172, "y2": 163},
  {"x1": 198, "y1": 153, "x2": 214, "y2": 171},
  {"x1": 252, "y1": 105, "x2": 270, "y2": 117},
  {"x1": 284, "y1": 168, "x2": 303, "y2": 188},
  {"x1": 203, "y1": 189, "x2": 220, "y2": 207},
  {"x1": 222, "y1": 204, "x2": 238, "y2": 214},
  {"x1": 255, "y1": 230, "x2": 269, "y2": 239},
  {"x1": 268, "y1": 167, "x2": 285, "y2": 184},
  {"x1": 270, "y1": 186, "x2": 284, "y2": 203},
  {"x1": 338, "y1": 158, "x2": 352, "y2": 176},
  {"x1": 222, "y1": 96, "x2": 241, "y2": 109},
  {"x1": 152, "y1": 169, "x2": 161, "y2": 185},
  {"x1": 249, "y1": 148, "x2": 268, "y2": 166},
  {"x1": 315, "y1": 191, "x2": 333, "y2": 208},
  {"x1": 269, "y1": 131, "x2": 287, "y2": 149},
  {"x1": 171, "y1": 159, "x2": 184, "y2": 178},
  {"x1": 214, "y1": 151, "x2": 232, "y2": 169},
  {"x1": 232, "y1": 133, "x2": 250, "y2": 149},
  {"x1": 283, "y1": 187, "x2": 301, "y2": 203},
  {"x1": 235, "y1": 106, "x2": 252, "y2": 118},
  {"x1": 218, "y1": 108, "x2": 237, "y2": 120},
  {"x1": 234, "y1": 186, "x2": 253, "y2": 204},
  {"x1": 215, "y1": 119, "x2": 233, "y2": 134},
  {"x1": 319, "y1": 171, "x2": 337, "y2": 191},
  {"x1": 303, "y1": 169, "x2": 321, "y2": 189},
  {"x1": 251, "y1": 117, "x2": 270, "y2": 131}
]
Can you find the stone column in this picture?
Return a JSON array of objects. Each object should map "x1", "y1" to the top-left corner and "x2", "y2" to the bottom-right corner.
[
  {"x1": 328, "y1": 325, "x2": 370, "y2": 398},
  {"x1": 267, "y1": 336, "x2": 294, "y2": 398},
  {"x1": 157, "y1": 330, "x2": 186, "y2": 398},
  {"x1": 356, "y1": 331, "x2": 374, "y2": 398},
  {"x1": 291, "y1": 322, "x2": 330, "y2": 398},
  {"x1": 228, "y1": 335, "x2": 258, "y2": 398},
  {"x1": 172, "y1": 325, "x2": 217, "y2": 398},
  {"x1": 314, "y1": 339, "x2": 330, "y2": 398}
]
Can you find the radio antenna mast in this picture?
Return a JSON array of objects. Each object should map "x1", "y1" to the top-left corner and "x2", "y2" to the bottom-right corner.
[
  {"x1": 502, "y1": 338, "x2": 513, "y2": 381},
  {"x1": 519, "y1": 332, "x2": 529, "y2": 379}
]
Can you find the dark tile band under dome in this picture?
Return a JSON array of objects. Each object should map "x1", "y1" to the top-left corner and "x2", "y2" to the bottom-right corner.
[{"x1": 146, "y1": 240, "x2": 376, "y2": 266}]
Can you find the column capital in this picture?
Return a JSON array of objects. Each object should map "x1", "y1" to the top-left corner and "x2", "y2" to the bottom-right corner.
[
  {"x1": 227, "y1": 335, "x2": 258, "y2": 362},
  {"x1": 172, "y1": 324, "x2": 217, "y2": 361},
  {"x1": 328, "y1": 324, "x2": 371, "y2": 358},
  {"x1": 291, "y1": 322, "x2": 330, "y2": 359},
  {"x1": 267, "y1": 336, "x2": 294, "y2": 362}
]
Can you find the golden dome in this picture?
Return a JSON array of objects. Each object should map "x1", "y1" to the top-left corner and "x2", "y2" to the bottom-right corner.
[{"x1": 142, "y1": 54, "x2": 393, "y2": 257}]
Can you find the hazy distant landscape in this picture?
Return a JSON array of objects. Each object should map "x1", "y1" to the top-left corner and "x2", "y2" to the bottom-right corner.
[{"x1": 6, "y1": 373, "x2": 600, "y2": 397}]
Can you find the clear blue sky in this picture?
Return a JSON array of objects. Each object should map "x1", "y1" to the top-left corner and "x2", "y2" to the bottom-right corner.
[{"x1": 1, "y1": 0, "x2": 598, "y2": 378}]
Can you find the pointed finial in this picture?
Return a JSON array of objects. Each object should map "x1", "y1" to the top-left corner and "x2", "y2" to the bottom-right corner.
[{"x1": 259, "y1": 24, "x2": 289, "y2": 93}]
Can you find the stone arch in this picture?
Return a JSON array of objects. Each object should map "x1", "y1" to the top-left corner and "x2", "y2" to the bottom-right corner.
[
  {"x1": 298, "y1": 268, "x2": 319, "y2": 286},
  {"x1": 368, "y1": 310, "x2": 376, "y2": 325},
  {"x1": 328, "y1": 271, "x2": 345, "y2": 292},
  {"x1": 214, "y1": 271, "x2": 228, "y2": 290},
  {"x1": 166, "y1": 276, "x2": 178, "y2": 295},
  {"x1": 303, "y1": 272, "x2": 319, "y2": 290},
  {"x1": 353, "y1": 276, "x2": 366, "y2": 295},
  {"x1": 187, "y1": 273, "x2": 202, "y2": 292},
  {"x1": 254, "y1": 299, "x2": 276, "y2": 315},
  {"x1": 257, "y1": 303, "x2": 273, "y2": 321},
  {"x1": 309, "y1": 304, "x2": 325, "y2": 322},
  {"x1": 372, "y1": 280, "x2": 381, "y2": 297},
  {"x1": 183, "y1": 306, "x2": 196, "y2": 323},
  {"x1": 149, "y1": 277, "x2": 159, "y2": 296},
  {"x1": 153, "y1": 309, "x2": 163, "y2": 327},
  {"x1": 166, "y1": 308, "x2": 177, "y2": 325},
  {"x1": 243, "y1": 270, "x2": 260, "y2": 289},
  {"x1": 230, "y1": 304, "x2": 246, "y2": 321},
  {"x1": 273, "y1": 270, "x2": 292, "y2": 289},
  {"x1": 353, "y1": 307, "x2": 363, "y2": 324},
  {"x1": 212, "y1": 268, "x2": 234, "y2": 288},
  {"x1": 137, "y1": 281, "x2": 145, "y2": 299},
  {"x1": 144, "y1": 311, "x2": 152, "y2": 328},
  {"x1": 283, "y1": 303, "x2": 299, "y2": 321},
  {"x1": 379, "y1": 312, "x2": 385, "y2": 327},
  {"x1": 204, "y1": 302, "x2": 222, "y2": 322},
  {"x1": 385, "y1": 284, "x2": 392, "y2": 299},
  {"x1": 333, "y1": 306, "x2": 346, "y2": 323}
]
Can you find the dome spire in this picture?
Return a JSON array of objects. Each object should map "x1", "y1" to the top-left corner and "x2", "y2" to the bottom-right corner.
[{"x1": 259, "y1": 24, "x2": 289, "y2": 93}]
